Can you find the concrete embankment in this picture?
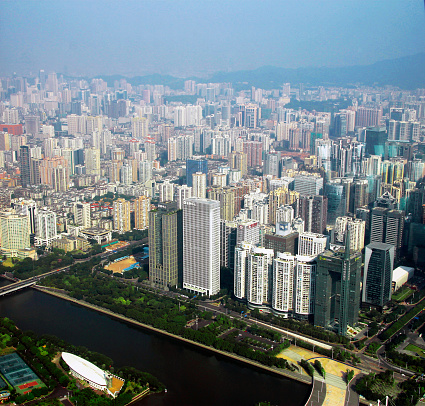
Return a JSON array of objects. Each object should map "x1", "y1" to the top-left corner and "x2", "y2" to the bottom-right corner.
[{"x1": 34, "y1": 286, "x2": 312, "y2": 388}]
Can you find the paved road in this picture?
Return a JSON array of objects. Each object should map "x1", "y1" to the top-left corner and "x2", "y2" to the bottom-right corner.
[{"x1": 305, "y1": 379, "x2": 327, "y2": 406}]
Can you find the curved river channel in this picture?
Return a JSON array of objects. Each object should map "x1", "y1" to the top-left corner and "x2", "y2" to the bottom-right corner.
[{"x1": 0, "y1": 280, "x2": 309, "y2": 406}]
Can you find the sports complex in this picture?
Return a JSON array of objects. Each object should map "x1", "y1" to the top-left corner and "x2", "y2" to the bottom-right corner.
[{"x1": 62, "y1": 352, "x2": 124, "y2": 397}]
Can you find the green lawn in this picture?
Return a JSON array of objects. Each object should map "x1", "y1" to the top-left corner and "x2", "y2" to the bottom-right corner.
[
  {"x1": 1, "y1": 258, "x2": 15, "y2": 267},
  {"x1": 405, "y1": 344, "x2": 425, "y2": 358},
  {"x1": 392, "y1": 286, "x2": 414, "y2": 302}
]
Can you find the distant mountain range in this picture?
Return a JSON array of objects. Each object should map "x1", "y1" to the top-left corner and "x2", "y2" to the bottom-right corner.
[{"x1": 95, "y1": 53, "x2": 425, "y2": 90}]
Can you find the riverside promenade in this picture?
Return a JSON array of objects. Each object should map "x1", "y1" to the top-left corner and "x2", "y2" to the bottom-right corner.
[{"x1": 34, "y1": 286, "x2": 314, "y2": 392}]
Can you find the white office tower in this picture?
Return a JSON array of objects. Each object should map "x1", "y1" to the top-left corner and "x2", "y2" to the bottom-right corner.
[
  {"x1": 333, "y1": 216, "x2": 365, "y2": 251},
  {"x1": 120, "y1": 163, "x2": 133, "y2": 185},
  {"x1": 234, "y1": 242, "x2": 253, "y2": 300},
  {"x1": 0, "y1": 209, "x2": 31, "y2": 257},
  {"x1": 138, "y1": 161, "x2": 152, "y2": 183},
  {"x1": 84, "y1": 147, "x2": 101, "y2": 175},
  {"x1": 298, "y1": 232, "x2": 328, "y2": 256},
  {"x1": 73, "y1": 202, "x2": 91, "y2": 228},
  {"x1": 272, "y1": 253, "x2": 295, "y2": 317},
  {"x1": 158, "y1": 180, "x2": 174, "y2": 202},
  {"x1": 11, "y1": 199, "x2": 37, "y2": 235},
  {"x1": 35, "y1": 208, "x2": 58, "y2": 247},
  {"x1": 246, "y1": 246, "x2": 274, "y2": 307},
  {"x1": 276, "y1": 205, "x2": 294, "y2": 224},
  {"x1": 294, "y1": 256, "x2": 317, "y2": 318},
  {"x1": 176, "y1": 185, "x2": 192, "y2": 209},
  {"x1": 192, "y1": 172, "x2": 206, "y2": 198},
  {"x1": 183, "y1": 198, "x2": 220, "y2": 296}
]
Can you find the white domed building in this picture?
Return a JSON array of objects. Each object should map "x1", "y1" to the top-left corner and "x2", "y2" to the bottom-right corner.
[{"x1": 61, "y1": 352, "x2": 124, "y2": 397}]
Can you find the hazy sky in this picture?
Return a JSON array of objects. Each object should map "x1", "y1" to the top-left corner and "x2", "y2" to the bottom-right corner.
[{"x1": 1, "y1": 0, "x2": 424, "y2": 77}]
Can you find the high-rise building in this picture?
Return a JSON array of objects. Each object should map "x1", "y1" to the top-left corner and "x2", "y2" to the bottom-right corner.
[
  {"x1": 325, "y1": 179, "x2": 348, "y2": 225},
  {"x1": 243, "y1": 141, "x2": 262, "y2": 167},
  {"x1": 221, "y1": 220, "x2": 260, "y2": 270},
  {"x1": 296, "y1": 195, "x2": 328, "y2": 234},
  {"x1": 370, "y1": 207, "x2": 404, "y2": 255},
  {"x1": 134, "y1": 196, "x2": 150, "y2": 230},
  {"x1": 11, "y1": 199, "x2": 37, "y2": 235},
  {"x1": 208, "y1": 186, "x2": 236, "y2": 221},
  {"x1": 34, "y1": 208, "x2": 58, "y2": 247},
  {"x1": 192, "y1": 172, "x2": 206, "y2": 198},
  {"x1": 365, "y1": 127, "x2": 387, "y2": 157},
  {"x1": 73, "y1": 202, "x2": 91, "y2": 228},
  {"x1": 315, "y1": 240, "x2": 362, "y2": 335},
  {"x1": 298, "y1": 232, "x2": 328, "y2": 256},
  {"x1": 0, "y1": 209, "x2": 33, "y2": 258},
  {"x1": 362, "y1": 242, "x2": 395, "y2": 307},
  {"x1": 293, "y1": 175, "x2": 323, "y2": 196},
  {"x1": 183, "y1": 198, "x2": 220, "y2": 296},
  {"x1": 246, "y1": 246, "x2": 274, "y2": 307},
  {"x1": 131, "y1": 117, "x2": 148, "y2": 139},
  {"x1": 158, "y1": 180, "x2": 174, "y2": 202},
  {"x1": 19, "y1": 145, "x2": 31, "y2": 188},
  {"x1": 264, "y1": 229, "x2": 298, "y2": 256},
  {"x1": 294, "y1": 255, "x2": 317, "y2": 319},
  {"x1": 84, "y1": 147, "x2": 101, "y2": 176},
  {"x1": 176, "y1": 185, "x2": 192, "y2": 210},
  {"x1": 272, "y1": 253, "x2": 295, "y2": 317},
  {"x1": 333, "y1": 216, "x2": 365, "y2": 252},
  {"x1": 186, "y1": 158, "x2": 208, "y2": 187},
  {"x1": 149, "y1": 202, "x2": 183, "y2": 289},
  {"x1": 356, "y1": 107, "x2": 382, "y2": 128},
  {"x1": 113, "y1": 198, "x2": 131, "y2": 233}
]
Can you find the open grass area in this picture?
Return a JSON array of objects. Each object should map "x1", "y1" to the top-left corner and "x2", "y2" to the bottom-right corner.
[
  {"x1": 0, "y1": 258, "x2": 15, "y2": 267},
  {"x1": 392, "y1": 286, "x2": 414, "y2": 302},
  {"x1": 405, "y1": 343, "x2": 425, "y2": 358}
]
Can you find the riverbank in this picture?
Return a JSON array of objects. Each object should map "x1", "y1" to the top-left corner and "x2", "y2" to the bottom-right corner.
[{"x1": 34, "y1": 286, "x2": 312, "y2": 388}]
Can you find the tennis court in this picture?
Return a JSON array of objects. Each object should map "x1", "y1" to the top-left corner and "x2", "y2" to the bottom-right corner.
[{"x1": 0, "y1": 353, "x2": 44, "y2": 393}]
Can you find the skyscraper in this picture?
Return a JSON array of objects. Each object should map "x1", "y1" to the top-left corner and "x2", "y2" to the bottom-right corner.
[
  {"x1": 19, "y1": 145, "x2": 31, "y2": 188},
  {"x1": 246, "y1": 246, "x2": 274, "y2": 307},
  {"x1": 186, "y1": 158, "x2": 208, "y2": 187},
  {"x1": 134, "y1": 196, "x2": 150, "y2": 230},
  {"x1": 315, "y1": 239, "x2": 362, "y2": 335},
  {"x1": 183, "y1": 198, "x2": 220, "y2": 296},
  {"x1": 272, "y1": 253, "x2": 295, "y2": 317},
  {"x1": 0, "y1": 209, "x2": 33, "y2": 258},
  {"x1": 370, "y1": 207, "x2": 404, "y2": 256},
  {"x1": 296, "y1": 195, "x2": 328, "y2": 234},
  {"x1": 149, "y1": 202, "x2": 183, "y2": 289},
  {"x1": 73, "y1": 202, "x2": 91, "y2": 228},
  {"x1": 34, "y1": 208, "x2": 58, "y2": 247},
  {"x1": 298, "y1": 232, "x2": 328, "y2": 256},
  {"x1": 113, "y1": 198, "x2": 131, "y2": 233},
  {"x1": 192, "y1": 172, "x2": 206, "y2": 198},
  {"x1": 362, "y1": 242, "x2": 395, "y2": 307}
]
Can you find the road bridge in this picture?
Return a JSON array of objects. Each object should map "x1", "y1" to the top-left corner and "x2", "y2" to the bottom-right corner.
[{"x1": 0, "y1": 266, "x2": 70, "y2": 297}]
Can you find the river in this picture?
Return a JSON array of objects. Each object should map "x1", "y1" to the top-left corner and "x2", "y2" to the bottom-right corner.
[{"x1": 0, "y1": 280, "x2": 309, "y2": 406}]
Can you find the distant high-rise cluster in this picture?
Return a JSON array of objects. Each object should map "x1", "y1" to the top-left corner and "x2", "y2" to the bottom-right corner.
[{"x1": 1, "y1": 71, "x2": 424, "y2": 335}]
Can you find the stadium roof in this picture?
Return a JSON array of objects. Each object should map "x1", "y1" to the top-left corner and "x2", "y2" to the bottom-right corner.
[{"x1": 62, "y1": 352, "x2": 107, "y2": 387}]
